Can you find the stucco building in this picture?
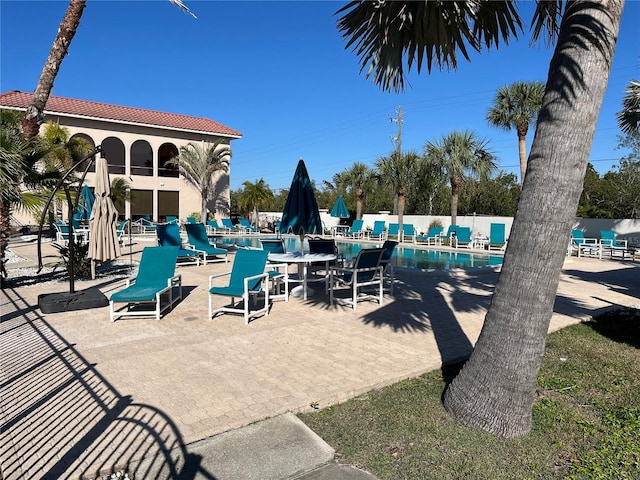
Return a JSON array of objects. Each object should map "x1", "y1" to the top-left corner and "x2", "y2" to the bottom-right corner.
[{"x1": 0, "y1": 90, "x2": 242, "y2": 225}]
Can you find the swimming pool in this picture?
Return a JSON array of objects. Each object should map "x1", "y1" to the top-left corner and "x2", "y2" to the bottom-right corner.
[{"x1": 211, "y1": 236, "x2": 503, "y2": 271}]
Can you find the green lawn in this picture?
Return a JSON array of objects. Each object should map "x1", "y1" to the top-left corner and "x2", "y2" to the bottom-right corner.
[{"x1": 298, "y1": 307, "x2": 640, "y2": 479}]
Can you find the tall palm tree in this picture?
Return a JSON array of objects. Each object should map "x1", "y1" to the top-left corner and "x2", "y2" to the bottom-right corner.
[
  {"x1": 336, "y1": 162, "x2": 373, "y2": 219},
  {"x1": 168, "y1": 142, "x2": 230, "y2": 223},
  {"x1": 337, "y1": 0, "x2": 624, "y2": 437},
  {"x1": 238, "y1": 178, "x2": 274, "y2": 226},
  {"x1": 486, "y1": 81, "x2": 545, "y2": 184},
  {"x1": 617, "y1": 79, "x2": 640, "y2": 134},
  {"x1": 22, "y1": 0, "x2": 194, "y2": 139},
  {"x1": 374, "y1": 150, "x2": 421, "y2": 234},
  {"x1": 424, "y1": 130, "x2": 497, "y2": 225}
]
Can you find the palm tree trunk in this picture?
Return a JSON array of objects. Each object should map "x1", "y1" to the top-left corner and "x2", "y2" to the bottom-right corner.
[
  {"x1": 450, "y1": 192, "x2": 459, "y2": 226},
  {"x1": 22, "y1": 0, "x2": 86, "y2": 139},
  {"x1": 356, "y1": 188, "x2": 363, "y2": 219},
  {"x1": 0, "y1": 200, "x2": 12, "y2": 287},
  {"x1": 443, "y1": 0, "x2": 622, "y2": 438},
  {"x1": 397, "y1": 193, "x2": 405, "y2": 240},
  {"x1": 517, "y1": 130, "x2": 528, "y2": 184}
]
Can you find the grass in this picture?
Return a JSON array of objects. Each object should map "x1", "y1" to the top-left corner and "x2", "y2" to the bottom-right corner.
[{"x1": 298, "y1": 307, "x2": 640, "y2": 479}]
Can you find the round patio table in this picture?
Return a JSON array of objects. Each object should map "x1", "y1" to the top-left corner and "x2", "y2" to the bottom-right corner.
[{"x1": 268, "y1": 252, "x2": 337, "y2": 300}]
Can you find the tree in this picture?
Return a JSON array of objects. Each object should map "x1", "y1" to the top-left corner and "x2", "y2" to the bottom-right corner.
[
  {"x1": 336, "y1": 162, "x2": 373, "y2": 219},
  {"x1": 337, "y1": 0, "x2": 624, "y2": 437},
  {"x1": 238, "y1": 178, "x2": 274, "y2": 226},
  {"x1": 168, "y1": 142, "x2": 230, "y2": 223},
  {"x1": 617, "y1": 79, "x2": 640, "y2": 135},
  {"x1": 486, "y1": 81, "x2": 545, "y2": 184},
  {"x1": 375, "y1": 150, "x2": 421, "y2": 235},
  {"x1": 424, "y1": 130, "x2": 497, "y2": 225}
]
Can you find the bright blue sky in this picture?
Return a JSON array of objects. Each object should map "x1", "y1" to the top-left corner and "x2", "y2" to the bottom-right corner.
[{"x1": 1, "y1": 1, "x2": 638, "y2": 192}]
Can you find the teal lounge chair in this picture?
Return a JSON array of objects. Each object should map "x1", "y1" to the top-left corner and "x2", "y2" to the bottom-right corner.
[
  {"x1": 442, "y1": 225, "x2": 459, "y2": 245},
  {"x1": 157, "y1": 223, "x2": 201, "y2": 266},
  {"x1": 221, "y1": 218, "x2": 241, "y2": 232},
  {"x1": 416, "y1": 226, "x2": 443, "y2": 245},
  {"x1": 185, "y1": 223, "x2": 228, "y2": 265},
  {"x1": 454, "y1": 227, "x2": 472, "y2": 248},
  {"x1": 402, "y1": 223, "x2": 415, "y2": 243},
  {"x1": 488, "y1": 223, "x2": 506, "y2": 251},
  {"x1": 109, "y1": 246, "x2": 182, "y2": 322},
  {"x1": 570, "y1": 229, "x2": 602, "y2": 258},
  {"x1": 209, "y1": 248, "x2": 270, "y2": 324},
  {"x1": 116, "y1": 220, "x2": 128, "y2": 247},
  {"x1": 344, "y1": 219, "x2": 365, "y2": 238},
  {"x1": 239, "y1": 218, "x2": 260, "y2": 234},
  {"x1": 369, "y1": 220, "x2": 386, "y2": 241},
  {"x1": 330, "y1": 248, "x2": 385, "y2": 310},
  {"x1": 186, "y1": 216, "x2": 196, "y2": 224},
  {"x1": 260, "y1": 238, "x2": 289, "y2": 302},
  {"x1": 165, "y1": 215, "x2": 179, "y2": 225},
  {"x1": 207, "y1": 219, "x2": 230, "y2": 234},
  {"x1": 387, "y1": 223, "x2": 400, "y2": 239},
  {"x1": 600, "y1": 230, "x2": 629, "y2": 259}
]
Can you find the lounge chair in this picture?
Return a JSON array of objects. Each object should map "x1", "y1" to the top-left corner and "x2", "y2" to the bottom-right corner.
[
  {"x1": 416, "y1": 226, "x2": 443, "y2": 245},
  {"x1": 221, "y1": 218, "x2": 241, "y2": 233},
  {"x1": 599, "y1": 230, "x2": 629, "y2": 259},
  {"x1": 454, "y1": 227, "x2": 472, "y2": 248},
  {"x1": 368, "y1": 220, "x2": 386, "y2": 241},
  {"x1": 156, "y1": 223, "x2": 201, "y2": 266},
  {"x1": 402, "y1": 223, "x2": 416, "y2": 243},
  {"x1": 442, "y1": 225, "x2": 459, "y2": 245},
  {"x1": 165, "y1": 215, "x2": 179, "y2": 225},
  {"x1": 260, "y1": 238, "x2": 289, "y2": 302},
  {"x1": 344, "y1": 219, "x2": 365, "y2": 238},
  {"x1": 184, "y1": 223, "x2": 228, "y2": 265},
  {"x1": 116, "y1": 220, "x2": 128, "y2": 247},
  {"x1": 207, "y1": 219, "x2": 230, "y2": 235},
  {"x1": 109, "y1": 246, "x2": 182, "y2": 322},
  {"x1": 186, "y1": 216, "x2": 196, "y2": 224},
  {"x1": 239, "y1": 218, "x2": 260, "y2": 234},
  {"x1": 488, "y1": 223, "x2": 506, "y2": 251},
  {"x1": 330, "y1": 248, "x2": 385, "y2": 310},
  {"x1": 387, "y1": 223, "x2": 400, "y2": 240},
  {"x1": 208, "y1": 248, "x2": 270, "y2": 324},
  {"x1": 570, "y1": 229, "x2": 602, "y2": 258}
]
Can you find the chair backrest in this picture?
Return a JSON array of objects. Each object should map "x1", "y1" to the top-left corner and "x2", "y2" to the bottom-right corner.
[
  {"x1": 229, "y1": 248, "x2": 269, "y2": 291},
  {"x1": 402, "y1": 224, "x2": 415, "y2": 236},
  {"x1": 136, "y1": 246, "x2": 179, "y2": 286},
  {"x1": 349, "y1": 219, "x2": 364, "y2": 232},
  {"x1": 116, "y1": 220, "x2": 127, "y2": 235},
  {"x1": 308, "y1": 238, "x2": 337, "y2": 255},
  {"x1": 427, "y1": 226, "x2": 443, "y2": 237},
  {"x1": 371, "y1": 221, "x2": 386, "y2": 235},
  {"x1": 207, "y1": 220, "x2": 220, "y2": 229},
  {"x1": 571, "y1": 229, "x2": 586, "y2": 245},
  {"x1": 445, "y1": 225, "x2": 459, "y2": 237},
  {"x1": 490, "y1": 223, "x2": 506, "y2": 244},
  {"x1": 387, "y1": 223, "x2": 399, "y2": 236},
  {"x1": 186, "y1": 216, "x2": 196, "y2": 224},
  {"x1": 166, "y1": 215, "x2": 178, "y2": 224},
  {"x1": 157, "y1": 223, "x2": 183, "y2": 248},
  {"x1": 456, "y1": 227, "x2": 472, "y2": 243},
  {"x1": 185, "y1": 223, "x2": 209, "y2": 249},
  {"x1": 260, "y1": 238, "x2": 286, "y2": 254},
  {"x1": 353, "y1": 248, "x2": 385, "y2": 282},
  {"x1": 239, "y1": 219, "x2": 251, "y2": 227},
  {"x1": 600, "y1": 230, "x2": 619, "y2": 246},
  {"x1": 221, "y1": 218, "x2": 236, "y2": 229},
  {"x1": 380, "y1": 240, "x2": 398, "y2": 265}
]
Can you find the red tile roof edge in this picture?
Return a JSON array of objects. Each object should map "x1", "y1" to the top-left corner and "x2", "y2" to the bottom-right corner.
[{"x1": 0, "y1": 90, "x2": 242, "y2": 138}]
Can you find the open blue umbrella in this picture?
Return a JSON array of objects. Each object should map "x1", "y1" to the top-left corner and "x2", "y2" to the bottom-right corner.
[
  {"x1": 330, "y1": 195, "x2": 349, "y2": 218},
  {"x1": 77, "y1": 184, "x2": 95, "y2": 221},
  {"x1": 280, "y1": 159, "x2": 322, "y2": 242}
]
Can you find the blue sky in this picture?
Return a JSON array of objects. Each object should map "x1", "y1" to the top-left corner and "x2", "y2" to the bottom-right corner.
[{"x1": 1, "y1": 1, "x2": 638, "y2": 192}]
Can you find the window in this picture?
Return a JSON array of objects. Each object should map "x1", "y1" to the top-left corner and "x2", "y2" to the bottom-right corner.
[
  {"x1": 131, "y1": 140, "x2": 153, "y2": 176},
  {"x1": 70, "y1": 133, "x2": 96, "y2": 172},
  {"x1": 158, "y1": 143, "x2": 179, "y2": 178},
  {"x1": 101, "y1": 137, "x2": 125, "y2": 175}
]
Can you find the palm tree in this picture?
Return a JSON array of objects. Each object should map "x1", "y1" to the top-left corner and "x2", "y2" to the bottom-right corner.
[
  {"x1": 617, "y1": 79, "x2": 640, "y2": 134},
  {"x1": 337, "y1": 0, "x2": 624, "y2": 437},
  {"x1": 238, "y1": 178, "x2": 274, "y2": 226},
  {"x1": 336, "y1": 162, "x2": 373, "y2": 219},
  {"x1": 168, "y1": 142, "x2": 230, "y2": 223},
  {"x1": 486, "y1": 81, "x2": 545, "y2": 184},
  {"x1": 374, "y1": 150, "x2": 421, "y2": 235},
  {"x1": 22, "y1": 0, "x2": 194, "y2": 139},
  {"x1": 424, "y1": 130, "x2": 497, "y2": 225}
]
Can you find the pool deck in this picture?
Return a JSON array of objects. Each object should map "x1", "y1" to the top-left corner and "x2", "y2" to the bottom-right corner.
[{"x1": 1, "y1": 236, "x2": 639, "y2": 479}]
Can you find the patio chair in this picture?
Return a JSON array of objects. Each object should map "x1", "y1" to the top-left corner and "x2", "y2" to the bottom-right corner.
[
  {"x1": 379, "y1": 240, "x2": 398, "y2": 295},
  {"x1": 184, "y1": 223, "x2": 228, "y2": 265},
  {"x1": 416, "y1": 226, "x2": 443, "y2": 245},
  {"x1": 186, "y1": 216, "x2": 196, "y2": 224},
  {"x1": 156, "y1": 223, "x2": 201, "y2": 266},
  {"x1": 221, "y1": 218, "x2": 241, "y2": 233},
  {"x1": 165, "y1": 215, "x2": 179, "y2": 225},
  {"x1": 570, "y1": 229, "x2": 602, "y2": 258},
  {"x1": 260, "y1": 238, "x2": 289, "y2": 302},
  {"x1": 454, "y1": 227, "x2": 473, "y2": 248},
  {"x1": 116, "y1": 220, "x2": 128, "y2": 247},
  {"x1": 488, "y1": 223, "x2": 506, "y2": 251},
  {"x1": 138, "y1": 216, "x2": 158, "y2": 235},
  {"x1": 330, "y1": 248, "x2": 385, "y2": 310},
  {"x1": 387, "y1": 223, "x2": 400, "y2": 240},
  {"x1": 308, "y1": 237, "x2": 341, "y2": 293},
  {"x1": 599, "y1": 230, "x2": 629, "y2": 259},
  {"x1": 369, "y1": 220, "x2": 386, "y2": 241},
  {"x1": 208, "y1": 248, "x2": 270, "y2": 324},
  {"x1": 344, "y1": 219, "x2": 365, "y2": 238},
  {"x1": 239, "y1": 218, "x2": 260, "y2": 234},
  {"x1": 402, "y1": 223, "x2": 416, "y2": 243},
  {"x1": 109, "y1": 246, "x2": 182, "y2": 322},
  {"x1": 442, "y1": 225, "x2": 459, "y2": 245},
  {"x1": 207, "y1": 219, "x2": 230, "y2": 235}
]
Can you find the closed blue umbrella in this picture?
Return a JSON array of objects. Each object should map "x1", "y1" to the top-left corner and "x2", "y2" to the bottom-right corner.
[
  {"x1": 77, "y1": 184, "x2": 95, "y2": 221},
  {"x1": 330, "y1": 195, "x2": 349, "y2": 218},
  {"x1": 280, "y1": 159, "x2": 322, "y2": 243}
]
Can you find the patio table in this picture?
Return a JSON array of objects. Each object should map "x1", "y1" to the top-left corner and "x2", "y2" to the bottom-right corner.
[{"x1": 268, "y1": 252, "x2": 337, "y2": 300}]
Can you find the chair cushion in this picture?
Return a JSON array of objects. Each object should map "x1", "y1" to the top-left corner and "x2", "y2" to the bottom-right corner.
[{"x1": 111, "y1": 284, "x2": 168, "y2": 302}]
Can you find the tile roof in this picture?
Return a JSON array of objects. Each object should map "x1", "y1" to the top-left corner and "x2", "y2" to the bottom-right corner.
[{"x1": 0, "y1": 90, "x2": 242, "y2": 138}]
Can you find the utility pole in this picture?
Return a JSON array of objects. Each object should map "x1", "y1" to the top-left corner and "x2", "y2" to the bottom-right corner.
[{"x1": 390, "y1": 105, "x2": 403, "y2": 155}]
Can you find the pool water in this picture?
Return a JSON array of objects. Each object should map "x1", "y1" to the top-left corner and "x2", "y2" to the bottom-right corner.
[{"x1": 211, "y1": 236, "x2": 503, "y2": 271}]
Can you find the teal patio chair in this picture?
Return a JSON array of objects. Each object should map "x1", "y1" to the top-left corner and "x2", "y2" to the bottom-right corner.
[
  {"x1": 330, "y1": 248, "x2": 385, "y2": 310},
  {"x1": 239, "y1": 218, "x2": 260, "y2": 233},
  {"x1": 369, "y1": 220, "x2": 386, "y2": 241},
  {"x1": 165, "y1": 215, "x2": 179, "y2": 225},
  {"x1": 208, "y1": 248, "x2": 270, "y2": 324},
  {"x1": 600, "y1": 230, "x2": 629, "y2": 259},
  {"x1": 387, "y1": 223, "x2": 400, "y2": 240},
  {"x1": 184, "y1": 223, "x2": 228, "y2": 265},
  {"x1": 488, "y1": 223, "x2": 506, "y2": 251},
  {"x1": 442, "y1": 225, "x2": 459, "y2": 245},
  {"x1": 379, "y1": 240, "x2": 398, "y2": 295},
  {"x1": 402, "y1": 223, "x2": 416, "y2": 243},
  {"x1": 260, "y1": 238, "x2": 289, "y2": 302},
  {"x1": 186, "y1": 216, "x2": 196, "y2": 224},
  {"x1": 570, "y1": 229, "x2": 601, "y2": 258},
  {"x1": 207, "y1": 219, "x2": 230, "y2": 234},
  {"x1": 109, "y1": 246, "x2": 182, "y2": 322},
  {"x1": 344, "y1": 219, "x2": 365, "y2": 238},
  {"x1": 221, "y1": 218, "x2": 241, "y2": 232},
  {"x1": 116, "y1": 220, "x2": 128, "y2": 247},
  {"x1": 416, "y1": 226, "x2": 443, "y2": 245},
  {"x1": 454, "y1": 227, "x2": 472, "y2": 248},
  {"x1": 157, "y1": 223, "x2": 201, "y2": 266}
]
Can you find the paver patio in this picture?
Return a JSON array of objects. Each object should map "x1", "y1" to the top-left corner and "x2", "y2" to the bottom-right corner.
[{"x1": 1, "y1": 238, "x2": 638, "y2": 479}]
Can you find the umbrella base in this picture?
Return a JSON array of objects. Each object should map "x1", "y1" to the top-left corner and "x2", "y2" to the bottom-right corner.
[
  {"x1": 38, "y1": 287, "x2": 109, "y2": 313},
  {"x1": 290, "y1": 285, "x2": 315, "y2": 298}
]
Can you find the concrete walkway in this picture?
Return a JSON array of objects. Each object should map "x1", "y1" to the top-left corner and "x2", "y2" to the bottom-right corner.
[{"x1": 1, "y1": 237, "x2": 638, "y2": 479}]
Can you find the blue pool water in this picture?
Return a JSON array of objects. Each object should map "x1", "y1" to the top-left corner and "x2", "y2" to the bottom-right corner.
[{"x1": 211, "y1": 236, "x2": 503, "y2": 271}]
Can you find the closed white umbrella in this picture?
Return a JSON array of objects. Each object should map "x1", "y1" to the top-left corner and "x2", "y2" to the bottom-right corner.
[{"x1": 88, "y1": 156, "x2": 121, "y2": 279}]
